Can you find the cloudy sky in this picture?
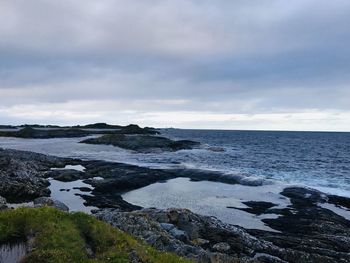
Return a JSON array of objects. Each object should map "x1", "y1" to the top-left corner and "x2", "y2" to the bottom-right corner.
[{"x1": 0, "y1": 0, "x2": 349, "y2": 131}]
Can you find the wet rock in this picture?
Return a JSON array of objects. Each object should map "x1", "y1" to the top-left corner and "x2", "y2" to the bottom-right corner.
[
  {"x1": 213, "y1": 242, "x2": 231, "y2": 252},
  {"x1": 34, "y1": 197, "x2": 69, "y2": 212},
  {"x1": 246, "y1": 187, "x2": 350, "y2": 263},
  {"x1": 228, "y1": 201, "x2": 276, "y2": 215}
]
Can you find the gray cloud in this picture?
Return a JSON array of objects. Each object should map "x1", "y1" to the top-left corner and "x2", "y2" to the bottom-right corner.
[{"x1": 0, "y1": 0, "x2": 349, "y2": 130}]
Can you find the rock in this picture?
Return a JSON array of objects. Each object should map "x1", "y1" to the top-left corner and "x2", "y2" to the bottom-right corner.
[
  {"x1": 80, "y1": 134, "x2": 200, "y2": 152},
  {"x1": 247, "y1": 187, "x2": 350, "y2": 263},
  {"x1": 0, "y1": 148, "x2": 68, "y2": 201},
  {"x1": 46, "y1": 169, "x2": 85, "y2": 182},
  {"x1": 73, "y1": 187, "x2": 92, "y2": 192},
  {"x1": 95, "y1": 208, "x2": 242, "y2": 262},
  {"x1": 96, "y1": 202, "x2": 350, "y2": 263},
  {"x1": 0, "y1": 196, "x2": 7, "y2": 209},
  {"x1": 0, "y1": 124, "x2": 161, "y2": 139},
  {"x1": 228, "y1": 201, "x2": 277, "y2": 215},
  {"x1": 169, "y1": 228, "x2": 188, "y2": 242},
  {"x1": 118, "y1": 124, "x2": 159, "y2": 135},
  {"x1": 193, "y1": 238, "x2": 210, "y2": 248},
  {"x1": 77, "y1": 123, "x2": 122, "y2": 129},
  {"x1": 160, "y1": 223, "x2": 175, "y2": 231},
  {"x1": 0, "y1": 127, "x2": 90, "y2": 139},
  {"x1": 34, "y1": 197, "x2": 69, "y2": 212},
  {"x1": 213, "y1": 242, "x2": 231, "y2": 253}
]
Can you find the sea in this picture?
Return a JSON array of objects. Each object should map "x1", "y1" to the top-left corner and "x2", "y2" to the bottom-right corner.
[{"x1": 1, "y1": 129, "x2": 349, "y2": 230}]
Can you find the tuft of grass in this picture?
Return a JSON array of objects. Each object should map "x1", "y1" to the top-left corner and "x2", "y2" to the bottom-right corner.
[{"x1": 0, "y1": 207, "x2": 192, "y2": 263}]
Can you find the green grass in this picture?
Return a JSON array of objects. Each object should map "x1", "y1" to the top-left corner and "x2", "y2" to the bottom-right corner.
[{"x1": 0, "y1": 207, "x2": 192, "y2": 263}]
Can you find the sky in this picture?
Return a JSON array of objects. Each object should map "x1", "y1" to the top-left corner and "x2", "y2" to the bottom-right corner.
[{"x1": 0, "y1": 0, "x2": 350, "y2": 131}]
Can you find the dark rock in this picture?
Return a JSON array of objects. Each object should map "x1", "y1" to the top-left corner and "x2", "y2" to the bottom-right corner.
[
  {"x1": 0, "y1": 127, "x2": 90, "y2": 139},
  {"x1": 228, "y1": 201, "x2": 277, "y2": 215},
  {"x1": 328, "y1": 194, "x2": 350, "y2": 210},
  {"x1": 0, "y1": 148, "x2": 69, "y2": 201},
  {"x1": 0, "y1": 125, "x2": 16, "y2": 129},
  {"x1": 46, "y1": 169, "x2": 86, "y2": 182},
  {"x1": 73, "y1": 187, "x2": 92, "y2": 192},
  {"x1": 76, "y1": 123, "x2": 122, "y2": 129},
  {"x1": 247, "y1": 187, "x2": 350, "y2": 263},
  {"x1": 82, "y1": 194, "x2": 141, "y2": 211},
  {"x1": 33, "y1": 197, "x2": 69, "y2": 212},
  {"x1": 80, "y1": 134, "x2": 200, "y2": 152},
  {"x1": 118, "y1": 124, "x2": 159, "y2": 135}
]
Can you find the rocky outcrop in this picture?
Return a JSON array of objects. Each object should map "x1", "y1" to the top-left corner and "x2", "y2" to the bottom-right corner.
[
  {"x1": 79, "y1": 161, "x2": 258, "y2": 210},
  {"x1": 243, "y1": 187, "x2": 350, "y2": 262},
  {"x1": 45, "y1": 169, "x2": 86, "y2": 182},
  {"x1": 80, "y1": 134, "x2": 199, "y2": 152},
  {"x1": 0, "y1": 127, "x2": 91, "y2": 139},
  {"x1": 0, "y1": 148, "x2": 70, "y2": 201},
  {"x1": 33, "y1": 197, "x2": 69, "y2": 212},
  {"x1": 117, "y1": 124, "x2": 159, "y2": 135},
  {"x1": 0, "y1": 124, "x2": 158, "y2": 139},
  {"x1": 96, "y1": 208, "x2": 250, "y2": 263},
  {"x1": 96, "y1": 204, "x2": 350, "y2": 263}
]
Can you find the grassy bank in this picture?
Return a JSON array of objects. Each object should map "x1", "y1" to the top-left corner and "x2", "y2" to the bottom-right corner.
[{"x1": 0, "y1": 207, "x2": 191, "y2": 263}]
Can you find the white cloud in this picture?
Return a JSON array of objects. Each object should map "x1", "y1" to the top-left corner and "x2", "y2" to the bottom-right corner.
[{"x1": 0, "y1": 1, "x2": 349, "y2": 130}]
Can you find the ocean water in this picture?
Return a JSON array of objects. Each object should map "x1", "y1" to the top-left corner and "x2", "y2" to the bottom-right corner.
[
  {"x1": 1, "y1": 129, "x2": 350, "y2": 229},
  {"x1": 161, "y1": 129, "x2": 350, "y2": 196},
  {"x1": 0, "y1": 129, "x2": 349, "y2": 197}
]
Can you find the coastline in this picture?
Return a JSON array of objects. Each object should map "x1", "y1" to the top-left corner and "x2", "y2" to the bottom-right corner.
[{"x1": 0, "y1": 147, "x2": 350, "y2": 262}]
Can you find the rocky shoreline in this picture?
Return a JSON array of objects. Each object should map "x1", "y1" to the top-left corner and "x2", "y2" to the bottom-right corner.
[{"x1": 0, "y1": 148, "x2": 349, "y2": 262}]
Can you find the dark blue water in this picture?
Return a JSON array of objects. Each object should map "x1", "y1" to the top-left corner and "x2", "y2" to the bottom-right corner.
[{"x1": 161, "y1": 129, "x2": 350, "y2": 195}]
